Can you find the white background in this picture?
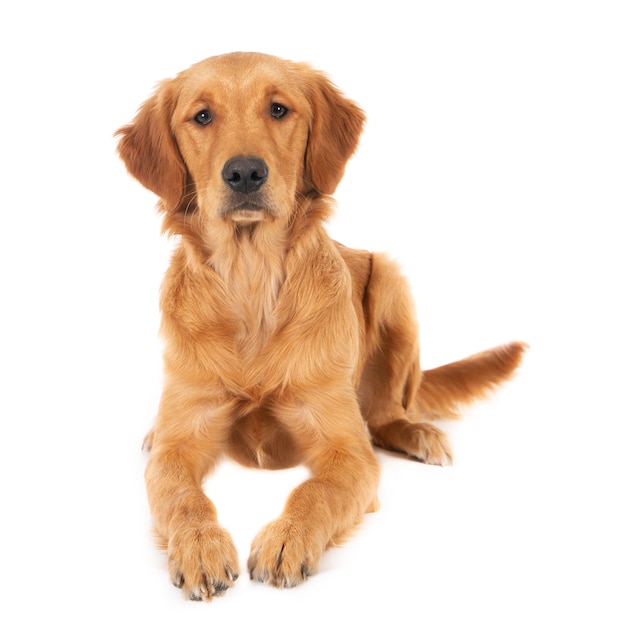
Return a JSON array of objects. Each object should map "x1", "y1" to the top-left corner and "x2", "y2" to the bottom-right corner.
[{"x1": 1, "y1": 1, "x2": 624, "y2": 624}]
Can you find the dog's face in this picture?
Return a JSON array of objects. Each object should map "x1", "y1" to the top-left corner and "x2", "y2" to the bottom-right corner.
[
  {"x1": 172, "y1": 54, "x2": 311, "y2": 226},
  {"x1": 117, "y1": 52, "x2": 366, "y2": 234}
]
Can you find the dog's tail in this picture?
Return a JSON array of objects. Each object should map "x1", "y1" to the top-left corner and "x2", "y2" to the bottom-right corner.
[{"x1": 414, "y1": 341, "x2": 528, "y2": 419}]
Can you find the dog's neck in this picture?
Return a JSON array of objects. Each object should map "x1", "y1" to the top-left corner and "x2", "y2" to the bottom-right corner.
[
  {"x1": 172, "y1": 214, "x2": 288, "y2": 360},
  {"x1": 215, "y1": 223, "x2": 286, "y2": 354},
  {"x1": 172, "y1": 195, "x2": 334, "y2": 358}
]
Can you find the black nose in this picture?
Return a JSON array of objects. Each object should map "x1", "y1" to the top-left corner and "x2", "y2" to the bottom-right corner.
[{"x1": 222, "y1": 157, "x2": 268, "y2": 194}]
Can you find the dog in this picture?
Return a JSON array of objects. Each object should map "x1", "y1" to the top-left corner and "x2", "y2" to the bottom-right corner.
[{"x1": 116, "y1": 51, "x2": 526, "y2": 601}]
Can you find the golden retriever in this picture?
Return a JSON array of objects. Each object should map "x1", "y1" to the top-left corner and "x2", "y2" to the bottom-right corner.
[{"x1": 116, "y1": 51, "x2": 526, "y2": 601}]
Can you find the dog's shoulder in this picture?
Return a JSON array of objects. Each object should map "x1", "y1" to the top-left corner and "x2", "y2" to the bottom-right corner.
[{"x1": 333, "y1": 241, "x2": 373, "y2": 296}]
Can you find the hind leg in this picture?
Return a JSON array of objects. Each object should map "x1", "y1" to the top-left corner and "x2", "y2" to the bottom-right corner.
[
  {"x1": 357, "y1": 253, "x2": 452, "y2": 465},
  {"x1": 361, "y1": 346, "x2": 453, "y2": 466}
]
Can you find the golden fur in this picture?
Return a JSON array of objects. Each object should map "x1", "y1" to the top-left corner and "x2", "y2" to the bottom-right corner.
[{"x1": 116, "y1": 52, "x2": 526, "y2": 600}]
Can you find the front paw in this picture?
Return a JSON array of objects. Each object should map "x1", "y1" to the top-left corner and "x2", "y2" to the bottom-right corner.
[
  {"x1": 248, "y1": 519, "x2": 322, "y2": 588},
  {"x1": 168, "y1": 523, "x2": 239, "y2": 601}
]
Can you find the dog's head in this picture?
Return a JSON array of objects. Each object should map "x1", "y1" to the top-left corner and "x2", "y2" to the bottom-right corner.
[{"x1": 116, "y1": 52, "x2": 365, "y2": 233}]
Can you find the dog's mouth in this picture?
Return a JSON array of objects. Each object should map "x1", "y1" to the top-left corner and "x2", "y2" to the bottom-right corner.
[{"x1": 223, "y1": 200, "x2": 273, "y2": 223}]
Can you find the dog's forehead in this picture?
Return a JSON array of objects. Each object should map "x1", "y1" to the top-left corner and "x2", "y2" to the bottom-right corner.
[{"x1": 178, "y1": 52, "x2": 305, "y2": 104}]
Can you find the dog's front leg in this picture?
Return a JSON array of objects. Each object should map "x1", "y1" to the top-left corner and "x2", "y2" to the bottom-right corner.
[
  {"x1": 247, "y1": 391, "x2": 380, "y2": 587},
  {"x1": 145, "y1": 395, "x2": 239, "y2": 601}
]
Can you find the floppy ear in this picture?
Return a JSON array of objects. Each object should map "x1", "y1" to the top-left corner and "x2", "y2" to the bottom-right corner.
[
  {"x1": 302, "y1": 69, "x2": 366, "y2": 195},
  {"x1": 115, "y1": 81, "x2": 186, "y2": 212}
]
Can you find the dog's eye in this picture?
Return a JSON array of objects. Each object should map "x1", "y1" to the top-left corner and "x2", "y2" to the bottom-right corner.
[
  {"x1": 270, "y1": 103, "x2": 289, "y2": 119},
  {"x1": 194, "y1": 109, "x2": 213, "y2": 125}
]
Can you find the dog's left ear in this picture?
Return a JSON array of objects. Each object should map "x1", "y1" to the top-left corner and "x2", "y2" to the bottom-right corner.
[
  {"x1": 115, "y1": 80, "x2": 186, "y2": 213},
  {"x1": 302, "y1": 68, "x2": 366, "y2": 196}
]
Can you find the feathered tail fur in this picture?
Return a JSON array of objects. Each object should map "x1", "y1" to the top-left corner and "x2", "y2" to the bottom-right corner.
[{"x1": 416, "y1": 341, "x2": 528, "y2": 420}]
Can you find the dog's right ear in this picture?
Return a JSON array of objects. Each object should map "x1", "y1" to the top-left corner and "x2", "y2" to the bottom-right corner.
[{"x1": 115, "y1": 81, "x2": 186, "y2": 213}]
